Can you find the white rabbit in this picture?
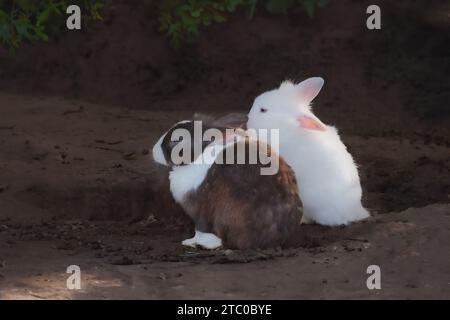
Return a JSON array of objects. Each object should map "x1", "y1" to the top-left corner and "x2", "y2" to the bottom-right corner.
[{"x1": 247, "y1": 77, "x2": 369, "y2": 226}]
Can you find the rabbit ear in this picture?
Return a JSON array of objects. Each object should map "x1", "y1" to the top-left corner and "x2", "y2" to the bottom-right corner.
[
  {"x1": 215, "y1": 113, "x2": 248, "y2": 129},
  {"x1": 296, "y1": 77, "x2": 324, "y2": 105},
  {"x1": 297, "y1": 115, "x2": 326, "y2": 131},
  {"x1": 212, "y1": 129, "x2": 239, "y2": 145}
]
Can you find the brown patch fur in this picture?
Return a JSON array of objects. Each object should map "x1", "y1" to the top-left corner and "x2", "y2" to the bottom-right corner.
[{"x1": 182, "y1": 139, "x2": 302, "y2": 249}]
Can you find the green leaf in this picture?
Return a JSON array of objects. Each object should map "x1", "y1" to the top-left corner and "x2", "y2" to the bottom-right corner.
[
  {"x1": 302, "y1": 0, "x2": 316, "y2": 18},
  {"x1": 266, "y1": 0, "x2": 295, "y2": 14},
  {"x1": 35, "y1": 27, "x2": 49, "y2": 42},
  {"x1": 0, "y1": 22, "x2": 11, "y2": 42},
  {"x1": 190, "y1": 9, "x2": 202, "y2": 18},
  {"x1": 246, "y1": 0, "x2": 257, "y2": 19},
  {"x1": 36, "y1": 7, "x2": 51, "y2": 26},
  {"x1": 318, "y1": 0, "x2": 329, "y2": 8},
  {"x1": 14, "y1": 18, "x2": 34, "y2": 41},
  {"x1": 212, "y1": 14, "x2": 226, "y2": 23},
  {"x1": 15, "y1": 0, "x2": 36, "y2": 11}
]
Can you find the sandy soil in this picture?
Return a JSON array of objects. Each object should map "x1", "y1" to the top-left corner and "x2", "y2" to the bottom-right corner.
[
  {"x1": 0, "y1": 93, "x2": 449, "y2": 299},
  {"x1": 1, "y1": 204, "x2": 449, "y2": 300}
]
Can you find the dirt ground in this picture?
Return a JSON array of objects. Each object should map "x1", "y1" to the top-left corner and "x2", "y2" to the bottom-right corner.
[
  {"x1": 0, "y1": 0, "x2": 449, "y2": 299},
  {"x1": 0, "y1": 92, "x2": 449, "y2": 299}
]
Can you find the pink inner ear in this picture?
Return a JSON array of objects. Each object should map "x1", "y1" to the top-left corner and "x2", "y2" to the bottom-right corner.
[
  {"x1": 296, "y1": 77, "x2": 324, "y2": 105},
  {"x1": 297, "y1": 116, "x2": 326, "y2": 131}
]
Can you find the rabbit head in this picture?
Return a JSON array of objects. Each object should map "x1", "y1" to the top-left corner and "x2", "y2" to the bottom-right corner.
[
  {"x1": 152, "y1": 121, "x2": 211, "y2": 167},
  {"x1": 152, "y1": 120, "x2": 241, "y2": 167},
  {"x1": 247, "y1": 77, "x2": 326, "y2": 136}
]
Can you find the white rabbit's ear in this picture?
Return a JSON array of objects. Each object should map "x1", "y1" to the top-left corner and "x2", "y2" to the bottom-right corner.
[
  {"x1": 297, "y1": 115, "x2": 326, "y2": 131},
  {"x1": 296, "y1": 77, "x2": 324, "y2": 105}
]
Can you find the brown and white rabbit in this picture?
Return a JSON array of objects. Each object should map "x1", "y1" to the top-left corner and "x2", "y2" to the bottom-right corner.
[{"x1": 152, "y1": 120, "x2": 302, "y2": 250}]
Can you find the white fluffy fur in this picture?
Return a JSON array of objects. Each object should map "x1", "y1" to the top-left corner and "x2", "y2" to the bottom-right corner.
[
  {"x1": 152, "y1": 133, "x2": 168, "y2": 165},
  {"x1": 169, "y1": 139, "x2": 237, "y2": 204},
  {"x1": 247, "y1": 78, "x2": 369, "y2": 226},
  {"x1": 169, "y1": 158, "x2": 212, "y2": 204}
]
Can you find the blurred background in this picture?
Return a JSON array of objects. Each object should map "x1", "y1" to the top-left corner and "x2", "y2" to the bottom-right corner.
[{"x1": 0, "y1": 0, "x2": 448, "y2": 133}]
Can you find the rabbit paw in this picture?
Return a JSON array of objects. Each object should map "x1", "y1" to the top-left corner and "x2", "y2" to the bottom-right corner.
[{"x1": 182, "y1": 230, "x2": 222, "y2": 250}]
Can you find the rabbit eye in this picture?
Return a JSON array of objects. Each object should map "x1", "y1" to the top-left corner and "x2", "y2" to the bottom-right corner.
[
  {"x1": 169, "y1": 139, "x2": 180, "y2": 149},
  {"x1": 260, "y1": 108, "x2": 268, "y2": 113}
]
